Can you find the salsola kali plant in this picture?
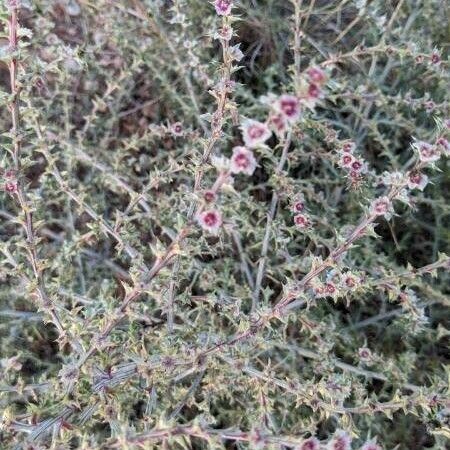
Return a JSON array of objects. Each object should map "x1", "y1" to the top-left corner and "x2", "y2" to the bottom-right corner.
[{"x1": 0, "y1": 0, "x2": 449, "y2": 449}]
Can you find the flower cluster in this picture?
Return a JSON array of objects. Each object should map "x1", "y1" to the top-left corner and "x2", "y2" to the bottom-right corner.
[
  {"x1": 2, "y1": 168, "x2": 18, "y2": 195},
  {"x1": 214, "y1": 0, "x2": 232, "y2": 16},
  {"x1": 336, "y1": 141, "x2": 369, "y2": 184},
  {"x1": 290, "y1": 195, "x2": 312, "y2": 231}
]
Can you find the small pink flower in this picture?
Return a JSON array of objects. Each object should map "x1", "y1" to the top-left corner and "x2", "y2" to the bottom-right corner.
[
  {"x1": 407, "y1": 171, "x2": 428, "y2": 191},
  {"x1": 230, "y1": 146, "x2": 257, "y2": 175},
  {"x1": 349, "y1": 159, "x2": 367, "y2": 174},
  {"x1": 216, "y1": 25, "x2": 233, "y2": 41},
  {"x1": 307, "y1": 83, "x2": 322, "y2": 99},
  {"x1": 361, "y1": 439, "x2": 382, "y2": 450},
  {"x1": 197, "y1": 209, "x2": 222, "y2": 234},
  {"x1": 292, "y1": 200, "x2": 305, "y2": 213},
  {"x1": 278, "y1": 94, "x2": 301, "y2": 122},
  {"x1": 342, "y1": 274, "x2": 358, "y2": 289},
  {"x1": 325, "y1": 282, "x2": 337, "y2": 295},
  {"x1": 203, "y1": 190, "x2": 217, "y2": 203},
  {"x1": 171, "y1": 122, "x2": 184, "y2": 136},
  {"x1": 268, "y1": 112, "x2": 287, "y2": 134},
  {"x1": 416, "y1": 141, "x2": 441, "y2": 163},
  {"x1": 327, "y1": 430, "x2": 352, "y2": 450},
  {"x1": 241, "y1": 119, "x2": 272, "y2": 148},
  {"x1": 307, "y1": 67, "x2": 326, "y2": 85},
  {"x1": 342, "y1": 142, "x2": 356, "y2": 153},
  {"x1": 340, "y1": 153, "x2": 355, "y2": 169},
  {"x1": 436, "y1": 137, "x2": 449, "y2": 154},
  {"x1": 370, "y1": 196, "x2": 393, "y2": 217},
  {"x1": 214, "y1": 0, "x2": 232, "y2": 16},
  {"x1": 299, "y1": 437, "x2": 320, "y2": 450},
  {"x1": 294, "y1": 213, "x2": 309, "y2": 229},
  {"x1": 358, "y1": 347, "x2": 372, "y2": 361},
  {"x1": 430, "y1": 52, "x2": 441, "y2": 64},
  {"x1": 5, "y1": 181, "x2": 18, "y2": 194}
]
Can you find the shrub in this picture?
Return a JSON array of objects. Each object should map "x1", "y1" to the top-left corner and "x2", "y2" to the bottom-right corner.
[{"x1": 0, "y1": 0, "x2": 449, "y2": 448}]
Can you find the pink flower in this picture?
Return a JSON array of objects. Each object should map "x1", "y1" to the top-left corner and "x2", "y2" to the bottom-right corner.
[
  {"x1": 358, "y1": 347, "x2": 372, "y2": 361},
  {"x1": 203, "y1": 190, "x2": 217, "y2": 203},
  {"x1": 430, "y1": 52, "x2": 441, "y2": 65},
  {"x1": 278, "y1": 94, "x2": 301, "y2": 122},
  {"x1": 342, "y1": 142, "x2": 356, "y2": 153},
  {"x1": 171, "y1": 122, "x2": 184, "y2": 136},
  {"x1": 268, "y1": 112, "x2": 287, "y2": 134},
  {"x1": 5, "y1": 181, "x2": 18, "y2": 194},
  {"x1": 370, "y1": 197, "x2": 393, "y2": 217},
  {"x1": 349, "y1": 159, "x2": 367, "y2": 174},
  {"x1": 361, "y1": 439, "x2": 382, "y2": 450},
  {"x1": 294, "y1": 213, "x2": 309, "y2": 229},
  {"x1": 214, "y1": 0, "x2": 232, "y2": 16},
  {"x1": 407, "y1": 171, "x2": 428, "y2": 191},
  {"x1": 436, "y1": 137, "x2": 449, "y2": 154},
  {"x1": 307, "y1": 83, "x2": 322, "y2": 99},
  {"x1": 241, "y1": 119, "x2": 272, "y2": 148},
  {"x1": 342, "y1": 273, "x2": 358, "y2": 290},
  {"x1": 216, "y1": 25, "x2": 233, "y2": 41},
  {"x1": 307, "y1": 67, "x2": 326, "y2": 85},
  {"x1": 196, "y1": 209, "x2": 222, "y2": 234},
  {"x1": 325, "y1": 282, "x2": 337, "y2": 295},
  {"x1": 292, "y1": 200, "x2": 305, "y2": 213},
  {"x1": 327, "y1": 430, "x2": 352, "y2": 450},
  {"x1": 416, "y1": 141, "x2": 441, "y2": 163},
  {"x1": 340, "y1": 153, "x2": 355, "y2": 169},
  {"x1": 230, "y1": 146, "x2": 257, "y2": 175},
  {"x1": 299, "y1": 437, "x2": 320, "y2": 450}
]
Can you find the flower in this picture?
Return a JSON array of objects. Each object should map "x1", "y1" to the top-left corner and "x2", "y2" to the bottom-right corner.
[
  {"x1": 327, "y1": 430, "x2": 352, "y2": 450},
  {"x1": 307, "y1": 66, "x2": 326, "y2": 85},
  {"x1": 4, "y1": 181, "x2": 18, "y2": 194},
  {"x1": 214, "y1": 0, "x2": 232, "y2": 16},
  {"x1": 415, "y1": 141, "x2": 441, "y2": 163},
  {"x1": 294, "y1": 213, "x2": 310, "y2": 229},
  {"x1": 292, "y1": 200, "x2": 305, "y2": 213},
  {"x1": 241, "y1": 119, "x2": 272, "y2": 148},
  {"x1": 361, "y1": 439, "x2": 382, "y2": 450},
  {"x1": 299, "y1": 437, "x2": 320, "y2": 450},
  {"x1": 171, "y1": 122, "x2": 184, "y2": 136},
  {"x1": 407, "y1": 171, "x2": 428, "y2": 191},
  {"x1": 436, "y1": 137, "x2": 449, "y2": 154},
  {"x1": 307, "y1": 83, "x2": 322, "y2": 99},
  {"x1": 370, "y1": 196, "x2": 393, "y2": 218},
  {"x1": 325, "y1": 282, "x2": 337, "y2": 295},
  {"x1": 277, "y1": 94, "x2": 301, "y2": 122},
  {"x1": 196, "y1": 209, "x2": 222, "y2": 234},
  {"x1": 230, "y1": 146, "x2": 257, "y2": 175},
  {"x1": 358, "y1": 347, "x2": 372, "y2": 361},
  {"x1": 342, "y1": 142, "x2": 356, "y2": 153},
  {"x1": 342, "y1": 273, "x2": 358, "y2": 290},
  {"x1": 340, "y1": 153, "x2": 355, "y2": 169},
  {"x1": 430, "y1": 52, "x2": 441, "y2": 64},
  {"x1": 215, "y1": 25, "x2": 233, "y2": 41},
  {"x1": 203, "y1": 190, "x2": 217, "y2": 203}
]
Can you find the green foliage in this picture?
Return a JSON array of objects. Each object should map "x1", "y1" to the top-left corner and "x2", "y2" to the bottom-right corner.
[{"x1": 0, "y1": 0, "x2": 449, "y2": 449}]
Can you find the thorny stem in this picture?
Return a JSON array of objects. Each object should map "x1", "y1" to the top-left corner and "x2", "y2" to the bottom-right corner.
[
  {"x1": 5, "y1": 3, "x2": 69, "y2": 344},
  {"x1": 252, "y1": 132, "x2": 292, "y2": 311},
  {"x1": 167, "y1": 16, "x2": 234, "y2": 332}
]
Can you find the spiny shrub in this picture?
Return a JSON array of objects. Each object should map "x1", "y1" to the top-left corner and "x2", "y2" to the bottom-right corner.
[{"x1": 0, "y1": 0, "x2": 449, "y2": 448}]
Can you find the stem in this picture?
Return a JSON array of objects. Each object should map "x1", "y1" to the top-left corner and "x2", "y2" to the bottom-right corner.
[
  {"x1": 252, "y1": 133, "x2": 292, "y2": 311},
  {"x1": 6, "y1": 4, "x2": 68, "y2": 342}
]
